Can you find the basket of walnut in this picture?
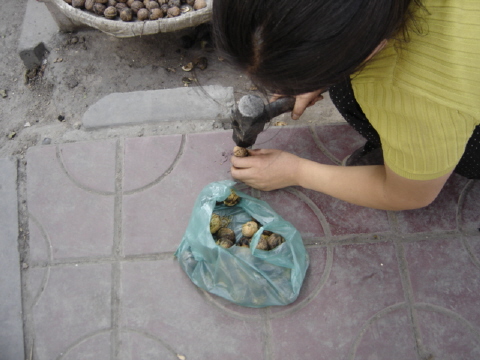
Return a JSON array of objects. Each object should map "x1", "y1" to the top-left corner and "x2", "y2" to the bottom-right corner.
[{"x1": 46, "y1": 0, "x2": 211, "y2": 37}]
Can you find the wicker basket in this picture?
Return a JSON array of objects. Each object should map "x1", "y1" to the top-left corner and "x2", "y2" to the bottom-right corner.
[{"x1": 46, "y1": 0, "x2": 212, "y2": 37}]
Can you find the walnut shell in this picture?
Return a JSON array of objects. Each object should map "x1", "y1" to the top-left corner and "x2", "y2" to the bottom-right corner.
[
  {"x1": 193, "y1": 0, "x2": 206, "y2": 10},
  {"x1": 168, "y1": 0, "x2": 180, "y2": 7},
  {"x1": 216, "y1": 238, "x2": 234, "y2": 249},
  {"x1": 146, "y1": 0, "x2": 159, "y2": 10},
  {"x1": 210, "y1": 214, "x2": 221, "y2": 234},
  {"x1": 256, "y1": 235, "x2": 270, "y2": 251},
  {"x1": 85, "y1": 0, "x2": 95, "y2": 11},
  {"x1": 120, "y1": 8, "x2": 133, "y2": 21},
  {"x1": 216, "y1": 228, "x2": 235, "y2": 243},
  {"x1": 115, "y1": 2, "x2": 128, "y2": 11},
  {"x1": 104, "y1": 6, "x2": 118, "y2": 19},
  {"x1": 267, "y1": 233, "x2": 285, "y2": 249},
  {"x1": 166, "y1": 6, "x2": 180, "y2": 17},
  {"x1": 233, "y1": 146, "x2": 248, "y2": 157},
  {"x1": 149, "y1": 7, "x2": 163, "y2": 19},
  {"x1": 224, "y1": 189, "x2": 240, "y2": 207},
  {"x1": 137, "y1": 8, "x2": 149, "y2": 20},
  {"x1": 130, "y1": 0, "x2": 145, "y2": 13},
  {"x1": 72, "y1": 0, "x2": 86, "y2": 8},
  {"x1": 93, "y1": 3, "x2": 106, "y2": 14},
  {"x1": 242, "y1": 221, "x2": 259, "y2": 237}
]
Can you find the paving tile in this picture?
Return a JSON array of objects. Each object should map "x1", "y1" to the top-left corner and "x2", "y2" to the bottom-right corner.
[
  {"x1": 259, "y1": 189, "x2": 327, "y2": 239},
  {"x1": 119, "y1": 259, "x2": 265, "y2": 359},
  {"x1": 0, "y1": 157, "x2": 24, "y2": 360},
  {"x1": 415, "y1": 306, "x2": 480, "y2": 359},
  {"x1": 269, "y1": 241, "x2": 405, "y2": 360},
  {"x1": 405, "y1": 238, "x2": 480, "y2": 352},
  {"x1": 61, "y1": 331, "x2": 111, "y2": 360},
  {"x1": 122, "y1": 132, "x2": 232, "y2": 255},
  {"x1": 27, "y1": 145, "x2": 115, "y2": 259},
  {"x1": 58, "y1": 139, "x2": 117, "y2": 193},
  {"x1": 123, "y1": 135, "x2": 183, "y2": 192},
  {"x1": 31, "y1": 263, "x2": 112, "y2": 360},
  {"x1": 301, "y1": 189, "x2": 391, "y2": 236},
  {"x1": 458, "y1": 180, "x2": 480, "y2": 233},
  {"x1": 395, "y1": 174, "x2": 470, "y2": 233}
]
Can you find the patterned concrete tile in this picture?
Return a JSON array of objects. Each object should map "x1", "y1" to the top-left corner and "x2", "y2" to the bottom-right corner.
[
  {"x1": 404, "y1": 237, "x2": 480, "y2": 327},
  {"x1": 122, "y1": 132, "x2": 232, "y2": 255},
  {"x1": 27, "y1": 145, "x2": 115, "y2": 260},
  {"x1": 395, "y1": 174, "x2": 470, "y2": 234},
  {"x1": 119, "y1": 259, "x2": 265, "y2": 359},
  {"x1": 123, "y1": 135, "x2": 183, "y2": 193},
  {"x1": 458, "y1": 180, "x2": 480, "y2": 234},
  {"x1": 269, "y1": 241, "x2": 405, "y2": 360},
  {"x1": 30, "y1": 263, "x2": 112, "y2": 360}
]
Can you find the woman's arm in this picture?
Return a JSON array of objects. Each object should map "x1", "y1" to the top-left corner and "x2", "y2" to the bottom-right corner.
[{"x1": 230, "y1": 149, "x2": 451, "y2": 211}]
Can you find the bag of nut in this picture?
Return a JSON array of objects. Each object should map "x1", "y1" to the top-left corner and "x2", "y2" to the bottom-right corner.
[{"x1": 174, "y1": 180, "x2": 309, "y2": 307}]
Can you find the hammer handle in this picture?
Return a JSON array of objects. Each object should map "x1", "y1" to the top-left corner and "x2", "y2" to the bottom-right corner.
[{"x1": 265, "y1": 97, "x2": 296, "y2": 119}]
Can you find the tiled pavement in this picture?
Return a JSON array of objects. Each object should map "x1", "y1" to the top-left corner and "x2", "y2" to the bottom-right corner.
[{"x1": 24, "y1": 123, "x2": 480, "y2": 360}]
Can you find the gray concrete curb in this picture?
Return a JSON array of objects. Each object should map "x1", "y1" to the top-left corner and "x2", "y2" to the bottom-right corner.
[
  {"x1": 0, "y1": 157, "x2": 24, "y2": 360},
  {"x1": 19, "y1": 0, "x2": 60, "y2": 70},
  {"x1": 82, "y1": 85, "x2": 235, "y2": 130}
]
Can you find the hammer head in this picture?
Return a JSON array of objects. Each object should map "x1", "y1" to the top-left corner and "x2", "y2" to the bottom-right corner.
[{"x1": 232, "y1": 95, "x2": 296, "y2": 148}]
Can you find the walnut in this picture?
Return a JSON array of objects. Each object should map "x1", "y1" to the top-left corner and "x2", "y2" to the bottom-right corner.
[
  {"x1": 185, "y1": 0, "x2": 194, "y2": 5},
  {"x1": 167, "y1": 6, "x2": 180, "y2": 17},
  {"x1": 108, "y1": 0, "x2": 117, "y2": 6},
  {"x1": 160, "y1": 4, "x2": 169, "y2": 13},
  {"x1": 242, "y1": 221, "x2": 259, "y2": 237},
  {"x1": 216, "y1": 228, "x2": 236, "y2": 243},
  {"x1": 157, "y1": 0, "x2": 167, "y2": 4},
  {"x1": 126, "y1": 0, "x2": 136, "y2": 6},
  {"x1": 104, "y1": 6, "x2": 118, "y2": 19},
  {"x1": 117, "y1": 0, "x2": 127, "y2": 2},
  {"x1": 216, "y1": 238, "x2": 234, "y2": 249},
  {"x1": 130, "y1": 0, "x2": 145, "y2": 13},
  {"x1": 210, "y1": 214, "x2": 221, "y2": 234},
  {"x1": 115, "y1": 2, "x2": 127, "y2": 11},
  {"x1": 93, "y1": 3, "x2": 106, "y2": 14},
  {"x1": 168, "y1": 0, "x2": 180, "y2": 7},
  {"x1": 119, "y1": 7, "x2": 133, "y2": 21},
  {"x1": 256, "y1": 235, "x2": 270, "y2": 251},
  {"x1": 223, "y1": 189, "x2": 240, "y2": 207},
  {"x1": 149, "y1": 7, "x2": 163, "y2": 19},
  {"x1": 136, "y1": 8, "x2": 149, "y2": 20},
  {"x1": 267, "y1": 233, "x2": 285, "y2": 249},
  {"x1": 146, "y1": 0, "x2": 159, "y2": 10},
  {"x1": 85, "y1": 0, "x2": 95, "y2": 11},
  {"x1": 193, "y1": 0, "x2": 206, "y2": 10},
  {"x1": 233, "y1": 146, "x2": 248, "y2": 157},
  {"x1": 236, "y1": 236, "x2": 251, "y2": 248},
  {"x1": 71, "y1": 0, "x2": 86, "y2": 8},
  {"x1": 96, "y1": 0, "x2": 108, "y2": 3},
  {"x1": 64, "y1": 0, "x2": 72, "y2": 4}
]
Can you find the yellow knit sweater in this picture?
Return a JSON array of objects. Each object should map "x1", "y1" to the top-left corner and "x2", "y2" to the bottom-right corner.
[{"x1": 351, "y1": 0, "x2": 480, "y2": 180}]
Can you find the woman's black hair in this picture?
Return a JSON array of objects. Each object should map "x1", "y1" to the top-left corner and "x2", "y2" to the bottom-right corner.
[{"x1": 212, "y1": 0, "x2": 425, "y2": 95}]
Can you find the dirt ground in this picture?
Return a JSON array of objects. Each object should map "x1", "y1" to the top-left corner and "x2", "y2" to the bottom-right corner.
[{"x1": 0, "y1": 0, "x2": 267, "y2": 161}]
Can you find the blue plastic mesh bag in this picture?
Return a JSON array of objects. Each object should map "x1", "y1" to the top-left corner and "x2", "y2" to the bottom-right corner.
[{"x1": 174, "y1": 180, "x2": 309, "y2": 308}]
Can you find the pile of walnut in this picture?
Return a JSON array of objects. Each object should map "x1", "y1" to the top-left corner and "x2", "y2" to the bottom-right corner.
[
  {"x1": 210, "y1": 189, "x2": 286, "y2": 251},
  {"x1": 65, "y1": 0, "x2": 207, "y2": 21}
]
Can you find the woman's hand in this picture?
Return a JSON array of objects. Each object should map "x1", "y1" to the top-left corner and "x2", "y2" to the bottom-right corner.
[
  {"x1": 271, "y1": 89, "x2": 325, "y2": 120},
  {"x1": 230, "y1": 149, "x2": 303, "y2": 191}
]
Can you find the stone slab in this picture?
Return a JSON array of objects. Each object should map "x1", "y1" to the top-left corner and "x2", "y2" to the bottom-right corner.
[
  {"x1": 82, "y1": 85, "x2": 236, "y2": 129},
  {"x1": 18, "y1": 0, "x2": 59, "y2": 69},
  {"x1": 0, "y1": 157, "x2": 24, "y2": 360}
]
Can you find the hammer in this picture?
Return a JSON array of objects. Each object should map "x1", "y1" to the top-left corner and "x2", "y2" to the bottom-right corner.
[{"x1": 232, "y1": 95, "x2": 296, "y2": 148}]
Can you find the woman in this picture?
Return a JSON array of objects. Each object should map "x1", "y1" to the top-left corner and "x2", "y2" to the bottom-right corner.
[{"x1": 212, "y1": 0, "x2": 480, "y2": 211}]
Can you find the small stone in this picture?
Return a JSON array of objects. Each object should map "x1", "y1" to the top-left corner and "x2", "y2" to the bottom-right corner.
[
  {"x1": 22, "y1": 263, "x2": 29, "y2": 270},
  {"x1": 42, "y1": 138, "x2": 52, "y2": 145},
  {"x1": 0, "y1": 89, "x2": 7, "y2": 98},
  {"x1": 58, "y1": 114, "x2": 65, "y2": 122},
  {"x1": 24, "y1": 122, "x2": 31, "y2": 127},
  {"x1": 73, "y1": 122, "x2": 82, "y2": 130},
  {"x1": 7, "y1": 132, "x2": 16, "y2": 139}
]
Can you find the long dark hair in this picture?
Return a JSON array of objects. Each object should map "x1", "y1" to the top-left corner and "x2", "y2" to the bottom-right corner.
[{"x1": 212, "y1": 0, "x2": 425, "y2": 95}]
